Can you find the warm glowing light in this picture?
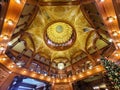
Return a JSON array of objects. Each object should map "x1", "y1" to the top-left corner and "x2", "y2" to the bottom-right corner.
[
  {"x1": 109, "y1": 38, "x2": 113, "y2": 42},
  {"x1": 117, "y1": 42, "x2": 120, "y2": 47},
  {"x1": 0, "y1": 46, "x2": 5, "y2": 51},
  {"x1": 115, "y1": 53, "x2": 120, "y2": 57},
  {"x1": 23, "y1": 70, "x2": 26, "y2": 73},
  {"x1": 15, "y1": 0, "x2": 21, "y2": 4},
  {"x1": 58, "y1": 63, "x2": 64, "y2": 70},
  {"x1": 1, "y1": 57, "x2": 7, "y2": 61},
  {"x1": 118, "y1": 31, "x2": 120, "y2": 34},
  {"x1": 107, "y1": 16, "x2": 115, "y2": 23},
  {"x1": 8, "y1": 42, "x2": 12, "y2": 46},
  {"x1": 9, "y1": 65, "x2": 14, "y2": 68},
  {"x1": 44, "y1": 73, "x2": 47, "y2": 76},
  {"x1": 79, "y1": 74, "x2": 83, "y2": 78},
  {"x1": 72, "y1": 76, "x2": 76, "y2": 80},
  {"x1": 99, "y1": 0, "x2": 105, "y2": 2},
  {"x1": 39, "y1": 75, "x2": 44, "y2": 79},
  {"x1": 6, "y1": 19, "x2": 14, "y2": 26},
  {"x1": 86, "y1": 71, "x2": 91, "y2": 75},
  {"x1": 9, "y1": 71, "x2": 12, "y2": 74},
  {"x1": 56, "y1": 79, "x2": 60, "y2": 83},
  {"x1": 47, "y1": 77, "x2": 51, "y2": 81},
  {"x1": 113, "y1": 32, "x2": 118, "y2": 36},
  {"x1": 64, "y1": 78, "x2": 67, "y2": 82},
  {"x1": 0, "y1": 35, "x2": 9, "y2": 40},
  {"x1": 31, "y1": 73, "x2": 36, "y2": 77},
  {"x1": 89, "y1": 66, "x2": 93, "y2": 69},
  {"x1": 97, "y1": 58, "x2": 100, "y2": 62},
  {"x1": 96, "y1": 67, "x2": 101, "y2": 71},
  {"x1": 93, "y1": 86, "x2": 100, "y2": 89}
]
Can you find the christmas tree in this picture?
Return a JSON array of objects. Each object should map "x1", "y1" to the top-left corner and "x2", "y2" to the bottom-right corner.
[{"x1": 101, "y1": 57, "x2": 120, "y2": 89}]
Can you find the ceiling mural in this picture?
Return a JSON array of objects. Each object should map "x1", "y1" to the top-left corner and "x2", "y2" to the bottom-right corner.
[
  {"x1": 21, "y1": 5, "x2": 101, "y2": 65},
  {"x1": 1, "y1": 0, "x2": 116, "y2": 84}
]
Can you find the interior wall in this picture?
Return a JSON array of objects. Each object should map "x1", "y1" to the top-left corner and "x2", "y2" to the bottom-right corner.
[{"x1": 0, "y1": 65, "x2": 17, "y2": 90}]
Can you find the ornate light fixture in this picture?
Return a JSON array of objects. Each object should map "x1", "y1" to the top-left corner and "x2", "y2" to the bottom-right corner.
[{"x1": 57, "y1": 62, "x2": 65, "y2": 70}]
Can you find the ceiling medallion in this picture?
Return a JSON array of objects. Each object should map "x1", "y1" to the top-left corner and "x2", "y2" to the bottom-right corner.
[{"x1": 44, "y1": 21, "x2": 76, "y2": 50}]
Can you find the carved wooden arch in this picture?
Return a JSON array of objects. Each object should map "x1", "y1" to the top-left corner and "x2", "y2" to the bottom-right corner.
[
  {"x1": 20, "y1": 32, "x2": 36, "y2": 55},
  {"x1": 84, "y1": 30, "x2": 97, "y2": 66}
]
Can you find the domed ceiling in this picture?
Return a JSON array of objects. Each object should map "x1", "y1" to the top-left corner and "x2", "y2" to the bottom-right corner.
[
  {"x1": 14, "y1": 5, "x2": 109, "y2": 69},
  {"x1": 6, "y1": 0, "x2": 111, "y2": 72},
  {"x1": 1, "y1": 0, "x2": 118, "y2": 84},
  {"x1": 20, "y1": 4, "x2": 108, "y2": 68}
]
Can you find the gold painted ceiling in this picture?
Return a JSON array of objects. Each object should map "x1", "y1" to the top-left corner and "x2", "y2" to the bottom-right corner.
[{"x1": 21, "y1": 5, "x2": 107, "y2": 66}]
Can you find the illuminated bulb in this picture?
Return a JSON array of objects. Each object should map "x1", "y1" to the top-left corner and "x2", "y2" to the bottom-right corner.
[
  {"x1": 89, "y1": 66, "x2": 93, "y2": 69},
  {"x1": 31, "y1": 74, "x2": 36, "y2": 77},
  {"x1": 86, "y1": 71, "x2": 91, "y2": 75},
  {"x1": 64, "y1": 79, "x2": 67, "y2": 82},
  {"x1": 118, "y1": 31, "x2": 120, "y2": 34},
  {"x1": 3, "y1": 35, "x2": 9, "y2": 40},
  {"x1": 79, "y1": 74, "x2": 83, "y2": 78},
  {"x1": 113, "y1": 32, "x2": 118, "y2": 36},
  {"x1": 0, "y1": 46, "x2": 5, "y2": 51},
  {"x1": 9, "y1": 65, "x2": 14, "y2": 68},
  {"x1": 96, "y1": 67, "x2": 101, "y2": 71},
  {"x1": 0, "y1": 35, "x2": 9, "y2": 40},
  {"x1": 107, "y1": 16, "x2": 115, "y2": 23},
  {"x1": 69, "y1": 75, "x2": 71, "y2": 77},
  {"x1": 40, "y1": 75, "x2": 44, "y2": 79},
  {"x1": 58, "y1": 63, "x2": 64, "y2": 70},
  {"x1": 115, "y1": 53, "x2": 119, "y2": 57},
  {"x1": 93, "y1": 86, "x2": 100, "y2": 89},
  {"x1": 15, "y1": 0, "x2": 21, "y2": 4},
  {"x1": 97, "y1": 58, "x2": 100, "y2": 62},
  {"x1": 60, "y1": 76, "x2": 63, "y2": 79},
  {"x1": 56, "y1": 79, "x2": 60, "y2": 83},
  {"x1": 23, "y1": 70, "x2": 26, "y2": 73},
  {"x1": 99, "y1": 0, "x2": 105, "y2": 2},
  {"x1": 72, "y1": 76, "x2": 76, "y2": 80},
  {"x1": 6, "y1": 19, "x2": 14, "y2": 26},
  {"x1": 2, "y1": 57, "x2": 7, "y2": 61},
  {"x1": 117, "y1": 42, "x2": 120, "y2": 47},
  {"x1": 9, "y1": 71, "x2": 12, "y2": 74},
  {"x1": 47, "y1": 77, "x2": 51, "y2": 81},
  {"x1": 44, "y1": 73, "x2": 47, "y2": 76},
  {"x1": 8, "y1": 42, "x2": 12, "y2": 46},
  {"x1": 109, "y1": 38, "x2": 113, "y2": 42}
]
